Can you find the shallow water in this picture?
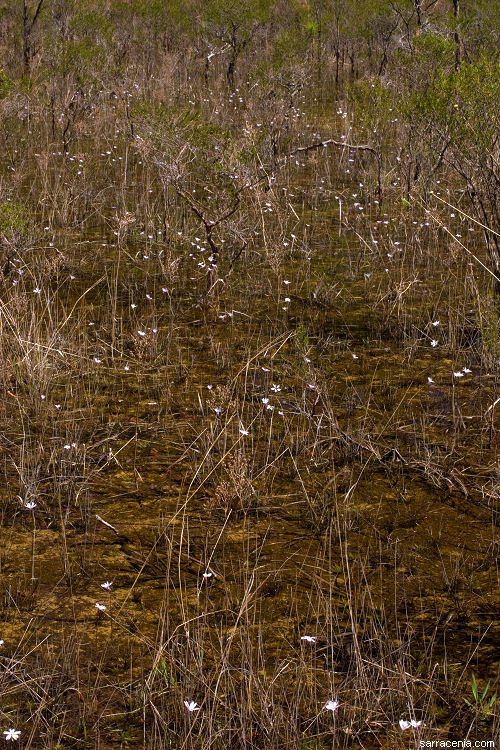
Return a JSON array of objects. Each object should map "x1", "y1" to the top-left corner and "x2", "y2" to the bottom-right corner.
[{"x1": 0, "y1": 170, "x2": 498, "y2": 747}]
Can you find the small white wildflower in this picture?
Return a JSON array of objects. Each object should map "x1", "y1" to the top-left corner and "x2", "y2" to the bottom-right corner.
[
  {"x1": 399, "y1": 719, "x2": 422, "y2": 731},
  {"x1": 95, "y1": 603, "x2": 107, "y2": 611},
  {"x1": 427, "y1": 377, "x2": 434, "y2": 383},
  {"x1": 301, "y1": 635, "x2": 317, "y2": 643},
  {"x1": 262, "y1": 398, "x2": 269, "y2": 404},
  {"x1": 93, "y1": 358, "x2": 102, "y2": 364},
  {"x1": 184, "y1": 700, "x2": 200, "y2": 712},
  {"x1": 239, "y1": 428, "x2": 249, "y2": 436},
  {"x1": 432, "y1": 320, "x2": 440, "y2": 326},
  {"x1": 324, "y1": 700, "x2": 339, "y2": 712},
  {"x1": 101, "y1": 581, "x2": 113, "y2": 590},
  {"x1": 462, "y1": 367, "x2": 471, "y2": 374},
  {"x1": 24, "y1": 501, "x2": 36, "y2": 510},
  {"x1": 33, "y1": 287, "x2": 41, "y2": 294},
  {"x1": 454, "y1": 371, "x2": 464, "y2": 378},
  {"x1": 137, "y1": 330, "x2": 146, "y2": 337},
  {"x1": 271, "y1": 384, "x2": 281, "y2": 392},
  {"x1": 3, "y1": 729, "x2": 20, "y2": 741}
]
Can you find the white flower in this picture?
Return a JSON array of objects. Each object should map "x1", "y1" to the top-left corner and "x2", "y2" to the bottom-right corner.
[
  {"x1": 3, "y1": 729, "x2": 20, "y2": 741},
  {"x1": 95, "y1": 603, "x2": 107, "y2": 611},
  {"x1": 283, "y1": 280, "x2": 291, "y2": 285},
  {"x1": 462, "y1": 367, "x2": 471, "y2": 374},
  {"x1": 101, "y1": 581, "x2": 113, "y2": 590},
  {"x1": 454, "y1": 371, "x2": 464, "y2": 378},
  {"x1": 324, "y1": 700, "x2": 339, "y2": 712},
  {"x1": 202, "y1": 572, "x2": 213, "y2": 578},
  {"x1": 33, "y1": 288, "x2": 41, "y2": 294},
  {"x1": 184, "y1": 700, "x2": 200, "y2": 712},
  {"x1": 0, "y1": 640, "x2": 4, "y2": 646},
  {"x1": 352, "y1": 353, "x2": 358, "y2": 359},
  {"x1": 239, "y1": 428, "x2": 249, "y2": 436},
  {"x1": 399, "y1": 719, "x2": 422, "y2": 731},
  {"x1": 427, "y1": 377, "x2": 434, "y2": 383},
  {"x1": 271, "y1": 384, "x2": 281, "y2": 392},
  {"x1": 301, "y1": 635, "x2": 317, "y2": 643},
  {"x1": 431, "y1": 340, "x2": 438, "y2": 347},
  {"x1": 262, "y1": 398, "x2": 269, "y2": 404},
  {"x1": 432, "y1": 320, "x2": 440, "y2": 326},
  {"x1": 93, "y1": 358, "x2": 102, "y2": 364},
  {"x1": 24, "y1": 501, "x2": 36, "y2": 510},
  {"x1": 137, "y1": 330, "x2": 146, "y2": 337}
]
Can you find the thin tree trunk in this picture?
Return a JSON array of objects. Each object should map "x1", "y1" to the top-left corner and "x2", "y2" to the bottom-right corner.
[
  {"x1": 415, "y1": 0, "x2": 422, "y2": 31},
  {"x1": 22, "y1": 0, "x2": 45, "y2": 75},
  {"x1": 453, "y1": 0, "x2": 460, "y2": 71}
]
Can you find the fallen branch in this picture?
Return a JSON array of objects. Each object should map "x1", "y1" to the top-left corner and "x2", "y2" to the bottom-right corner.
[{"x1": 285, "y1": 138, "x2": 382, "y2": 202}]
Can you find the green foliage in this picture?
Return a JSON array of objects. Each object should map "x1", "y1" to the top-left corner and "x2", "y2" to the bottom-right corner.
[
  {"x1": 405, "y1": 55, "x2": 500, "y2": 155},
  {"x1": 0, "y1": 68, "x2": 13, "y2": 99},
  {"x1": 0, "y1": 201, "x2": 32, "y2": 237},
  {"x1": 393, "y1": 32, "x2": 456, "y2": 97},
  {"x1": 465, "y1": 673, "x2": 497, "y2": 719},
  {"x1": 135, "y1": 102, "x2": 255, "y2": 210},
  {"x1": 52, "y1": 39, "x2": 107, "y2": 81},
  {"x1": 69, "y1": 7, "x2": 114, "y2": 41},
  {"x1": 347, "y1": 76, "x2": 394, "y2": 136}
]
